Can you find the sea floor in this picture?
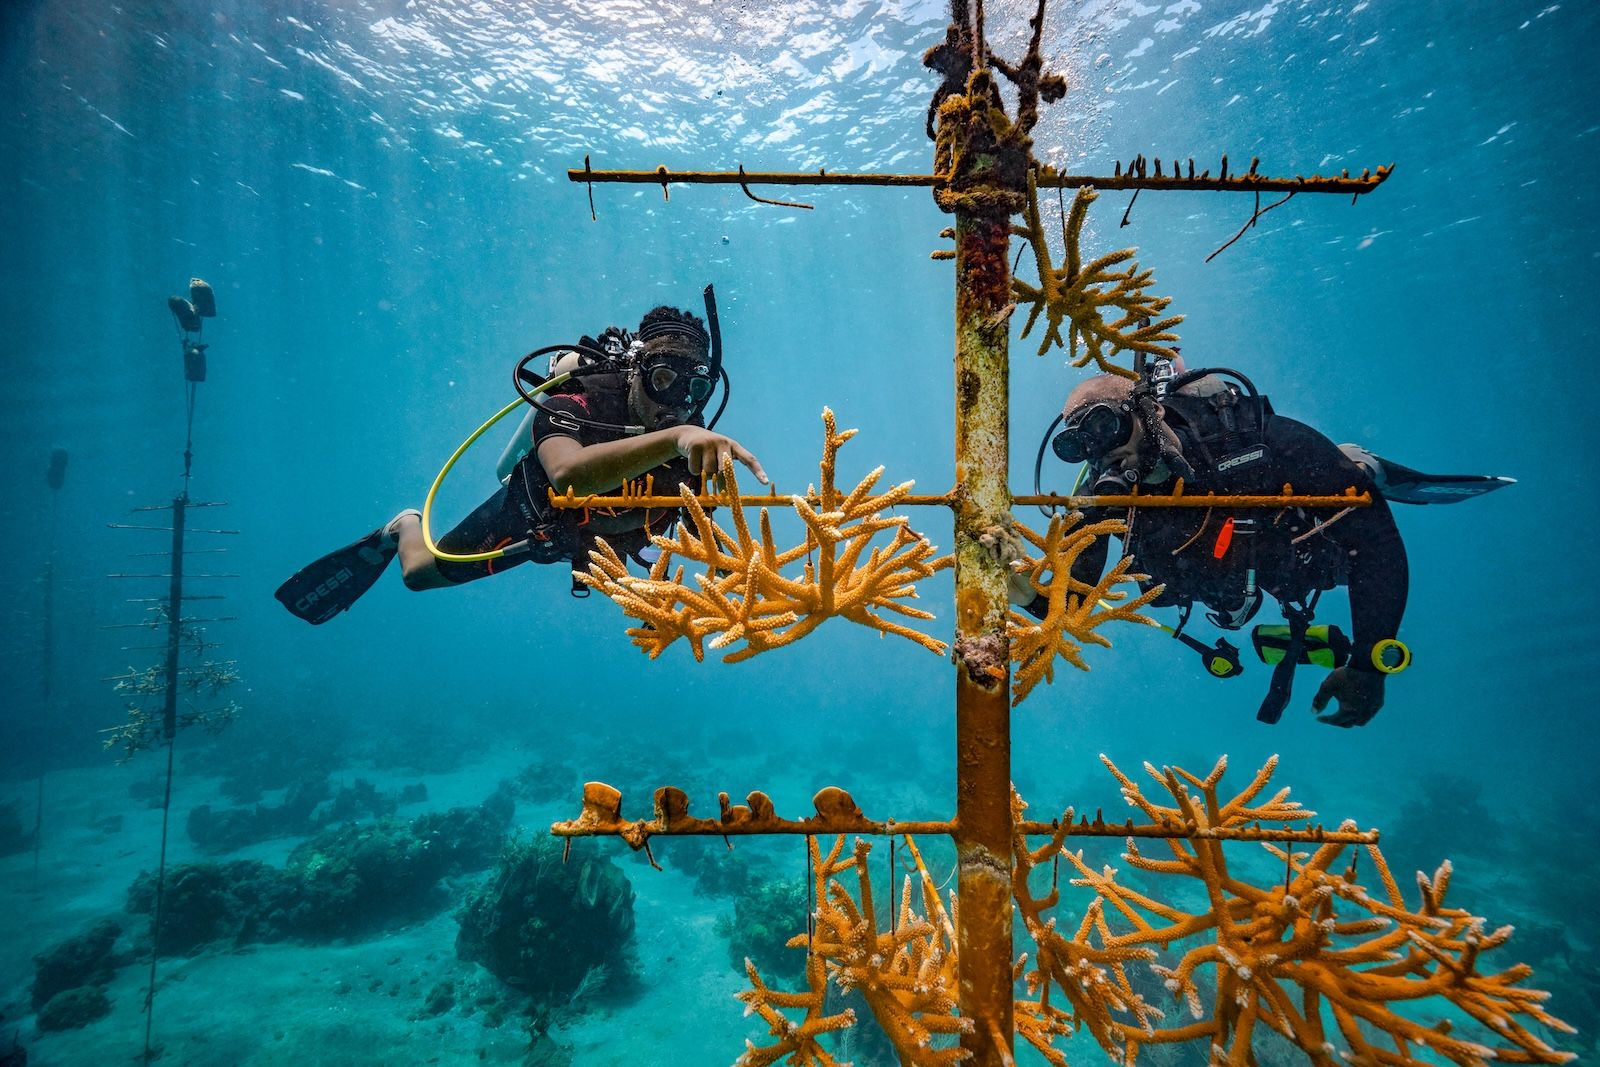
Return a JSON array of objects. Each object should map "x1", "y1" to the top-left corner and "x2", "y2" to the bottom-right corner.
[
  {"x1": 0, "y1": 748, "x2": 765, "y2": 1067},
  {"x1": 4, "y1": 733, "x2": 1593, "y2": 1066}
]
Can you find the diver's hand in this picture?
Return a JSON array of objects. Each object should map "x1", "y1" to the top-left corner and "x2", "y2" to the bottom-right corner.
[
  {"x1": 672, "y1": 427, "x2": 769, "y2": 487},
  {"x1": 978, "y1": 524, "x2": 1039, "y2": 606},
  {"x1": 1311, "y1": 667, "x2": 1385, "y2": 727}
]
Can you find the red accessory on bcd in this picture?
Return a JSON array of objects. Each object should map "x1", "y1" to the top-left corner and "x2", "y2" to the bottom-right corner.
[{"x1": 1213, "y1": 516, "x2": 1235, "y2": 559}]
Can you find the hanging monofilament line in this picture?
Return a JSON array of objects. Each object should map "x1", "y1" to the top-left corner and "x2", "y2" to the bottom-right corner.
[
  {"x1": 805, "y1": 836, "x2": 815, "y2": 955},
  {"x1": 889, "y1": 836, "x2": 897, "y2": 936}
]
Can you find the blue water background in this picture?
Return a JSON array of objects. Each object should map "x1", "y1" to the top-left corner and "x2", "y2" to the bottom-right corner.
[{"x1": 2, "y1": 0, "x2": 1597, "y2": 1058}]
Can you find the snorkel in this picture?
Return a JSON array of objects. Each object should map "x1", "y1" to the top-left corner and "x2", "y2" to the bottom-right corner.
[
  {"x1": 701, "y1": 283, "x2": 729, "y2": 429},
  {"x1": 1127, "y1": 351, "x2": 1195, "y2": 485}
]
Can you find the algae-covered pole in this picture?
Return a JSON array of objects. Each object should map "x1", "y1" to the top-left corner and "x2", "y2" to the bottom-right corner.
[
  {"x1": 927, "y1": 1, "x2": 1041, "y2": 1056},
  {"x1": 949, "y1": 209, "x2": 1015, "y2": 1062}
]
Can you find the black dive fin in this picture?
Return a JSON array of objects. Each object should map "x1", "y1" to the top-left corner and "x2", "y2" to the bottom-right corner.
[
  {"x1": 275, "y1": 527, "x2": 395, "y2": 624},
  {"x1": 1340, "y1": 445, "x2": 1516, "y2": 506}
]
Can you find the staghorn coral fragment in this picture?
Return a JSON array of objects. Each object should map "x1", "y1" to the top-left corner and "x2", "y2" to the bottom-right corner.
[
  {"x1": 1006, "y1": 512, "x2": 1164, "y2": 705},
  {"x1": 734, "y1": 954, "x2": 855, "y2": 1067},
  {"x1": 735, "y1": 764, "x2": 1575, "y2": 1066},
  {"x1": 580, "y1": 409, "x2": 953, "y2": 664},
  {"x1": 669, "y1": 758, "x2": 1577, "y2": 1064},
  {"x1": 1011, "y1": 169, "x2": 1182, "y2": 377},
  {"x1": 745, "y1": 835, "x2": 972, "y2": 1065},
  {"x1": 729, "y1": 838, "x2": 972, "y2": 1062},
  {"x1": 1024, "y1": 756, "x2": 1579, "y2": 1066}
]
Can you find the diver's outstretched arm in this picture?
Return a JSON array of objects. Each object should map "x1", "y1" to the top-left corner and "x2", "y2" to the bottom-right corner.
[{"x1": 537, "y1": 426, "x2": 766, "y2": 497}]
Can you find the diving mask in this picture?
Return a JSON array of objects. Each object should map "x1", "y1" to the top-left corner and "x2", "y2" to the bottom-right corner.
[
  {"x1": 1052, "y1": 402, "x2": 1133, "y2": 465},
  {"x1": 642, "y1": 356, "x2": 715, "y2": 409}
]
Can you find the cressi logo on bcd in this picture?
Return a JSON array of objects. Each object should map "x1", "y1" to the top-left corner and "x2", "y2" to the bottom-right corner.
[{"x1": 1216, "y1": 446, "x2": 1269, "y2": 473}]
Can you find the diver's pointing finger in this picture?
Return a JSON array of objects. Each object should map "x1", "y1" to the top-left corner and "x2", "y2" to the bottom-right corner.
[{"x1": 731, "y1": 441, "x2": 769, "y2": 485}]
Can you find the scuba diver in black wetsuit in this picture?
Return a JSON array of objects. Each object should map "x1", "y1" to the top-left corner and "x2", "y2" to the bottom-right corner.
[
  {"x1": 276, "y1": 290, "x2": 767, "y2": 624},
  {"x1": 1012, "y1": 358, "x2": 1513, "y2": 728}
]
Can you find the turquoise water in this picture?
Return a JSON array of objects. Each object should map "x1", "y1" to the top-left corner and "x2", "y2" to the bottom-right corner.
[{"x1": 2, "y1": 1, "x2": 1596, "y2": 1063}]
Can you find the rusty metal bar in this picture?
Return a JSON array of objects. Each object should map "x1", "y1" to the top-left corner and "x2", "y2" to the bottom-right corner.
[
  {"x1": 545, "y1": 486, "x2": 1370, "y2": 511},
  {"x1": 1013, "y1": 489, "x2": 1371, "y2": 509},
  {"x1": 1017, "y1": 819, "x2": 1377, "y2": 844},
  {"x1": 555, "y1": 818, "x2": 959, "y2": 839},
  {"x1": 567, "y1": 164, "x2": 1391, "y2": 196},
  {"x1": 1035, "y1": 163, "x2": 1392, "y2": 194},
  {"x1": 552, "y1": 818, "x2": 1379, "y2": 845},
  {"x1": 950, "y1": 210, "x2": 1017, "y2": 1066},
  {"x1": 545, "y1": 487, "x2": 957, "y2": 510},
  {"x1": 572, "y1": 165, "x2": 936, "y2": 188},
  {"x1": 560, "y1": 825, "x2": 1376, "y2": 844}
]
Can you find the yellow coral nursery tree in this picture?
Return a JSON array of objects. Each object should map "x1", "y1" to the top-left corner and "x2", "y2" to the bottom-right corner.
[{"x1": 549, "y1": 1, "x2": 1572, "y2": 1064}]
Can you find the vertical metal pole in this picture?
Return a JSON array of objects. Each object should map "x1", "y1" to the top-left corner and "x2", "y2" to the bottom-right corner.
[
  {"x1": 33, "y1": 492, "x2": 56, "y2": 892},
  {"x1": 952, "y1": 209, "x2": 1015, "y2": 1063},
  {"x1": 161, "y1": 493, "x2": 186, "y2": 742},
  {"x1": 143, "y1": 490, "x2": 185, "y2": 1064}
]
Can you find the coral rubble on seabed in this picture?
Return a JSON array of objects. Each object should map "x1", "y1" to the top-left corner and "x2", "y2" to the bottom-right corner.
[{"x1": 733, "y1": 757, "x2": 1576, "y2": 1066}]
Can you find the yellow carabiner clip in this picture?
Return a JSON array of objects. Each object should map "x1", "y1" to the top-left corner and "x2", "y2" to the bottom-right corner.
[{"x1": 1370, "y1": 638, "x2": 1411, "y2": 674}]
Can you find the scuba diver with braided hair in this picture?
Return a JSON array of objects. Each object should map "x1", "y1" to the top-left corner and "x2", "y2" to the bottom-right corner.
[
  {"x1": 277, "y1": 292, "x2": 766, "y2": 624},
  {"x1": 1008, "y1": 357, "x2": 1512, "y2": 727}
]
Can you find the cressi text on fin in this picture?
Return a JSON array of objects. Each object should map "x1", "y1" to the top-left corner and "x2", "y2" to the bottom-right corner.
[{"x1": 274, "y1": 527, "x2": 395, "y2": 624}]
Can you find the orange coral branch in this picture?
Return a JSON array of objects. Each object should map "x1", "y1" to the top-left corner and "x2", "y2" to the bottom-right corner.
[
  {"x1": 1006, "y1": 513, "x2": 1163, "y2": 704},
  {"x1": 578, "y1": 409, "x2": 952, "y2": 663}
]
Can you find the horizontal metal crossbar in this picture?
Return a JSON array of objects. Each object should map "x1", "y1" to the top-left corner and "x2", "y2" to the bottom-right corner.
[
  {"x1": 568, "y1": 162, "x2": 1391, "y2": 196},
  {"x1": 549, "y1": 783, "x2": 1379, "y2": 849},
  {"x1": 128, "y1": 550, "x2": 229, "y2": 558},
  {"x1": 554, "y1": 819, "x2": 1377, "y2": 846},
  {"x1": 108, "y1": 524, "x2": 240, "y2": 534},
  {"x1": 100, "y1": 616, "x2": 237, "y2": 629},
  {"x1": 545, "y1": 485, "x2": 1370, "y2": 511}
]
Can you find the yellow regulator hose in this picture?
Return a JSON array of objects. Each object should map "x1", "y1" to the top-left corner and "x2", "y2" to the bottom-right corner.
[{"x1": 421, "y1": 372, "x2": 571, "y2": 564}]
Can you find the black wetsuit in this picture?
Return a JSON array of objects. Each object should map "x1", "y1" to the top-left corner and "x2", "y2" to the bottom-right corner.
[
  {"x1": 433, "y1": 375, "x2": 697, "y2": 585},
  {"x1": 1030, "y1": 391, "x2": 1408, "y2": 674}
]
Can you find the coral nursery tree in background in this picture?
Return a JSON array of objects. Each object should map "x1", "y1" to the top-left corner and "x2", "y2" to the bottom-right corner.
[{"x1": 549, "y1": 2, "x2": 1576, "y2": 1064}]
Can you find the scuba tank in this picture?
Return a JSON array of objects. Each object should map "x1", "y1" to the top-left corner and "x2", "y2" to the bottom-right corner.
[{"x1": 496, "y1": 347, "x2": 616, "y2": 484}]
